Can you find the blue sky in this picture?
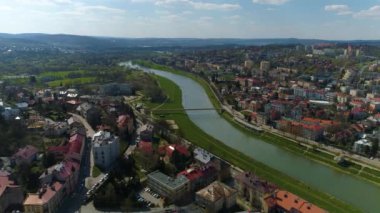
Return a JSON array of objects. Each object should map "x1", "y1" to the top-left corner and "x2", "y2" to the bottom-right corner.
[{"x1": 0, "y1": 0, "x2": 379, "y2": 39}]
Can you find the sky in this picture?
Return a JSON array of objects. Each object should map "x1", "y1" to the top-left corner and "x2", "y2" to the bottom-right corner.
[{"x1": 0, "y1": 0, "x2": 379, "y2": 39}]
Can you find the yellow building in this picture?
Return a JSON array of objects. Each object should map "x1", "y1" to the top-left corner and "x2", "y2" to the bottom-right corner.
[{"x1": 24, "y1": 182, "x2": 63, "y2": 213}]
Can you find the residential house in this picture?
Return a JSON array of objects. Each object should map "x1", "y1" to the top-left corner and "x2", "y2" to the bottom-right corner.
[
  {"x1": 12, "y1": 145, "x2": 38, "y2": 166},
  {"x1": 92, "y1": 131, "x2": 120, "y2": 169},
  {"x1": 195, "y1": 181, "x2": 237, "y2": 213},
  {"x1": 193, "y1": 148, "x2": 214, "y2": 165},
  {"x1": 117, "y1": 114, "x2": 134, "y2": 135},
  {"x1": 0, "y1": 175, "x2": 24, "y2": 212},
  {"x1": 23, "y1": 182, "x2": 64, "y2": 213},
  {"x1": 138, "y1": 141, "x2": 153, "y2": 155},
  {"x1": 39, "y1": 161, "x2": 80, "y2": 195},
  {"x1": 177, "y1": 164, "x2": 217, "y2": 192},
  {"x1": 147, "y1": 171, "x2": 190, "y2": 203},
  {"x1": 235, "y1": 172, "x2": 277, "y2": 208},
  {"x1": 263, "y1": 190, "x2": 327, "y2": 213}
]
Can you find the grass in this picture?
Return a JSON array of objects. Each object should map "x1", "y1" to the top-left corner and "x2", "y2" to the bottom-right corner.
[
  {"x1": 142, "y1": 74, "x2": 361, "y2": 213},
  {"x1": 92, "y1": 165, "x2": 102, "y2": 178},
  {"x1": 46, "y1": 77, "x2": 96, "y2": 87},
  {"x1": 38, "y1": 70, "x2": 88, "y2": 78}
]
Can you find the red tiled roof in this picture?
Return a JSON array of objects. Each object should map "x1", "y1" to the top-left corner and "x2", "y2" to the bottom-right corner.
[
  {"x1": 165, "y1": 144, "x2": 190, "y2": 158},
  {"x1": 47, "y1": 145, "x2": 68, "y2": 154},
  {"x1": 178, "y1": 168, "x2": 203, "y2": 182},
  {"x1": 138, "y1": 141, "x2": 153, "y2": 154},
  {"x1": 0, "y1": 176, "x2": 16, "y2": 197},
  {"x1": 68, "y1": 134, "x2": 84, "y2": 155},
  {"x1": 264, "y1": 190, "x2": 327, "y2": 213},
  {"x1": 56, "y1": 160, "x2": 80, "y2": 180},
  {"x1": 117, "y1": 115, "x2": 130, "y2": 128}
]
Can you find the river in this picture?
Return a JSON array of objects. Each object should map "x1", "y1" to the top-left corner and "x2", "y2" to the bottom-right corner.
[{"x1": 123, "y1": 62, "x2": 380, "y2": 212}]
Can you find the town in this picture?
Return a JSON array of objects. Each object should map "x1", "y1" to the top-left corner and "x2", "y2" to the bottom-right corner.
[{"x1": 1, "y1": 37, "x2": 380, "y2": 213}]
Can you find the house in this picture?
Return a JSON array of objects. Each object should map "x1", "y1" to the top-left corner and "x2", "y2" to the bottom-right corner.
[
  {"x1": 177, "y1": 164, "x2": 217, "y2": 191},
  {"x1": 138, "y1": 141, "x2": 153, "y2": 155},
  {"x1": 92, "y1": 131, "x2": 120, "y2": 169},
  {"x1": 117, "y1": 114, "x2": 134, "y2": 135},
  {"x1": 47, "y1": 133, "x2": 85, "y2": 162},
  {"x1": 0, "y1": 175, "x2": 24, "y2": 212},
  {"x1": 263, "y1": 190, "x2": 327, "y2": 213},
  {"x1": 12, "y1": 145, "x2": 38, "y2": 166},
  {"x1": 160, "y1": 144, "x2": 191, "y2": 161},
  {"x1": 235, "y1": 172, "x2": 277, "y2": 207},
  {"x1": 23, "y1": 182, "x2": 64, "y2": 213},
  {"x1": 76, "y1": 102, "x2": 93, "y2": 118},
  {"x1": 193, "y1": 148, "x2": 214, "y2": 165},
  {"x1": 147, "y1": 171, "x2": 190, "y2": 203},
  {"x1": 195, "y1": 181, "x2": 237, "y2": 213},
  {"x1": 39, "y1": 161, "x2": 80, "y2": 195}
]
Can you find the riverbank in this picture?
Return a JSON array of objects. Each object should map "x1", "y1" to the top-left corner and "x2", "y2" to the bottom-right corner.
[
  {"x1": 136, "y1": 60, "x2": 380, "y2": 187},
  {"x1": 140, "y1": 73, "x2": 360, "y2": 212}
]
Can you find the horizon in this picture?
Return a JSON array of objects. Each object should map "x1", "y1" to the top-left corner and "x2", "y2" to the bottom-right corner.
[
  {"x1": 2, "y1": 32, "x2": 380, "y2": 42},
  {"x1": 0, "y1": 0, "x2": 379, "y2": 40}
]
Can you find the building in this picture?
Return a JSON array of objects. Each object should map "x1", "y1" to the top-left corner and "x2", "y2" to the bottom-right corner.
[
  {"x1": 0, "y1": 175, "x2": 24, "y2": 212},
  {"x1": 147, "y1": 171, "x2": 190, "y2": 203},
  {"x1": 44, "y1": 122, "x2": 68, "y2": 137},
  {"x1": 23, "y1": 182, "x2": 64, "y2": 213},
  {"x1": 195, "y1": 181, "x2": 237, "y2": 213},
  {"x1": 92, "y1": 131, "x2": 120, "y2": 169},
  {"x1": 235, "y1": 172, "x2": 277, "y2": 208},
  {"x1": 39, "y1": 160, "x2": 80, "y2": 195},
  {"x1": 117, "y1": 114, "x2": 134, "y2": 135},
  {"x1": 353, "y1": 139, "x2": 372, "y2": 155},
  {"x1": 12, "y1": 145, "x2": 38, "y2": 166},
  {"x1": 177, "y1": 164, "x2": 217, "y2": 191},
  {"x1": 260, "y1": 61, "x2": 270, "y2": 72},
  {"x1": 263, "y1": 190, "x2": 327, "y2": 213}
]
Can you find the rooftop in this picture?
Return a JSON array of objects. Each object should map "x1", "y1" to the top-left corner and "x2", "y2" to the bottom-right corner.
[
  {"x1": 148, "y1": 170, "x2": 189, "y2": 190},
  {"x1": 23, "y1": 182, "x2": 62, "y2": 205},
  {"x1": 264, "y1": 190, "x2": 327, "y2": 213},
  {"x1": 196, "y1": 181, "x2": 237, "y2": 202},
  {"x1": 93, "y1": 131, "x2": 118, "y2": 147}
]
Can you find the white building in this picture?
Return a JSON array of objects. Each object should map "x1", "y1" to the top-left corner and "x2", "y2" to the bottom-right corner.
[
  {"x1": 353, "y1": 139, "x2": 372, "y2": 155},
  {"x1": 92, "y1": 131, "x2": 120, "y2": 169}
]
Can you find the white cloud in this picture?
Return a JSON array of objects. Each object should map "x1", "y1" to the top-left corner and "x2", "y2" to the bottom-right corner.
[
  {"x1": 131, "y1": 0, "x2": 240, "y2": 11},
  {"x1": 0, "y1": 6, "x2": 12, "y2": 11},
  {"x1": 189, "y1": 1, "x2": 240, "y2": 10},
  {"x1": 252, "y1": 0, "x2": 290, "y2": 5},
  {"x1": 324, "y1": 4, "x2": 352, "y2": 15},
  {"x1": 354, "y1": 5, "x2": 380, "y2": 18}
]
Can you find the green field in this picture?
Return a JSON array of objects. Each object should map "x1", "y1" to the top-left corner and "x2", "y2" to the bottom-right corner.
[{"x1": 143, "y1": 74, "x2": 360, "y2": 213}]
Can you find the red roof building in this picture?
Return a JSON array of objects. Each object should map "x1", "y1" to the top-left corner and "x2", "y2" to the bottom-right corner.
[
  {"x1": 138, "y1": 141, "x2": 153, "y2": 155},
  {"x1": 264, "y1": 190, "x2": 327, "y2": 213}
]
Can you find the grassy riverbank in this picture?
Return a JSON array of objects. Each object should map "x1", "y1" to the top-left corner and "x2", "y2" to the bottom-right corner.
[
  {"x1": 141, "y1": 73, "x2": 360, "y2": 212},
  {"x1": 137, "y1": 60, "x2": 380, "y2": 186}
]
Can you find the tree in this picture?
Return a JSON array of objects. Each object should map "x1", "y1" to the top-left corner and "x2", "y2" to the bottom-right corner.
[{"x1": 371, "y1": 140, "x2": 379, "y2": 157}]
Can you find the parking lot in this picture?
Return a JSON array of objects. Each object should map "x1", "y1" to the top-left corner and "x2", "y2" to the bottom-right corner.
[{"x1": 138, "y1": 187, "x2": 164, "y2": 208}]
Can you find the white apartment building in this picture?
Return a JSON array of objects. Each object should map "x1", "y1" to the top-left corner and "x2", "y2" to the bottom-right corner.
[{"x1": 92, "y1": 131, "x2": 120, "y2": 169}]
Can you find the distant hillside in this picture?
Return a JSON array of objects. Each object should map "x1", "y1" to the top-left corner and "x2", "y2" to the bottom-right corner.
[{"x1": 0, "y1": 33, "x2": 379, "y2": 52}]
